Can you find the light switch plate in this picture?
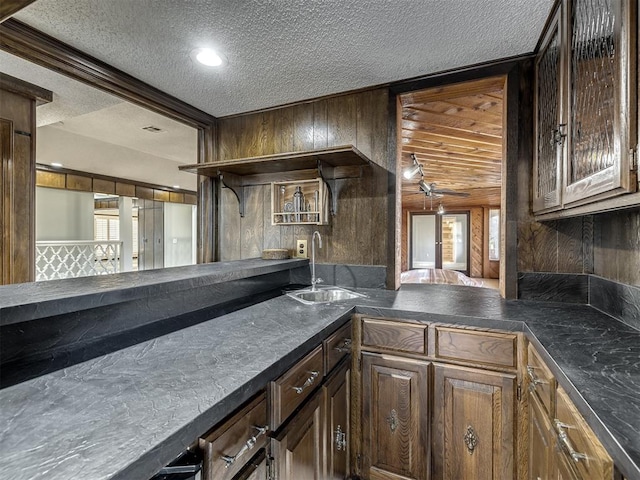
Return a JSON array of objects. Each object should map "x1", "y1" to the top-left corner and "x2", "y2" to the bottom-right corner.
[{"x1": 296, "y1": 239, "x2": 308, "y2": 258}]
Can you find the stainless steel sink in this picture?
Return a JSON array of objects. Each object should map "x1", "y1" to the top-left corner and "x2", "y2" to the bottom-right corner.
[{"x1": 286, "y1": 286, "x2": 366, "y2": 305}]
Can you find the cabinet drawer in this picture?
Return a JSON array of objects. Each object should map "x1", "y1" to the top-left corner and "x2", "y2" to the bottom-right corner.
[
  {"x1": 199, "y1": 392, "x2": 268, "y2": 480},
  {"x1": 554, "y1": 387, "x2": 613, "y2": 480},
  {"x1": 361, "y1": 317, "x2": 426, "y2": 354},
  {"x1": 527, "y1": 343, "x2": 555, "y2": 415},
  {"x1": 270, "y1": 345, "x2": 324, "y2": 429},
  {"x1": 324, "y1": 321, "x2": 351, "y2": 373},
  {"x1": 434, "y1": 327, "x2": 517, "y2": 368}
]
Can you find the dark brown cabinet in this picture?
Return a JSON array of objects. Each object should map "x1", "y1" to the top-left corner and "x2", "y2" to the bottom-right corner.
[
  {"x1": 361, "y1": 352, "x2": 430, "y2": 480},
  {"x1": 354, "y1": 316, "x2": 522, "y2": 480},
  {"x1": 272, "y1": 387, "x2": 324, "y2": 480},
  {"x1": 324, "y1": 361, "x2": 350, "y2": 480},
  {"x1": 527, "y1": 344, "x2": 614, "y2": 480},
  {"x1": 432, "y1": 364, "x2": 516, "y2": 480},
  {"x1": 529, "y1": 391, "x2": 554, "y2": 480},
  {"x1": 533, "y1": 0, "x2": 638, "y2": 215}
]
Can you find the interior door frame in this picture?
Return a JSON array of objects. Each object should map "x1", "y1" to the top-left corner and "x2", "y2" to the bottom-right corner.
[
  {"x1": 409, "y1": 211, "x2": 471, "y2": 277},
  {"x1": 388, "y1": 56, "x2": 533, "y2": 299}
]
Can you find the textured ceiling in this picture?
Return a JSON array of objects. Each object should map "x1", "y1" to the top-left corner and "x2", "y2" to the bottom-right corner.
[
  {"x1": 0, "y1": 50, "x2": 198, "y2": 189},
  {"x1": 0, "y1": 50, "x2": 122, "y2": 127},
  {"x1": 15, "y1": 0, "x2": 554, "y2": 117}
]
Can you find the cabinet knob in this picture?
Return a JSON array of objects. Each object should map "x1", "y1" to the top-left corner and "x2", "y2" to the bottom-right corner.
[{"x1": 464, "y1": 425, "x2": 478, "y2": 454}]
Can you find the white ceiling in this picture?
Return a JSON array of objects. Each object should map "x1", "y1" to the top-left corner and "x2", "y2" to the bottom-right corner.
[
  {"x1": 14, "y1": 0, "x2": 554, "y2": 117},
  {"x1": 0, "y1": 50, "x2": 198, "y2": 190}
]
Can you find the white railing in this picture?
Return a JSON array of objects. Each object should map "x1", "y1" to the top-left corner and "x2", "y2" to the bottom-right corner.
[{"x1": 36, "y1": 241, "x2": 124, "y2": 281}]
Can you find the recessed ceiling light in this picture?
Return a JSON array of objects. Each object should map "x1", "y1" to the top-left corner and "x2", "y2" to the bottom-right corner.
[
  {"x1": 172, "y1": 185, "x2": 180, "y2": 189},
  {"x1": 192, "y1": 47, "x2": 226, "y2": 67},
  {"x1": 51, "y1": 162, "x2": 63, "y2": 167}
]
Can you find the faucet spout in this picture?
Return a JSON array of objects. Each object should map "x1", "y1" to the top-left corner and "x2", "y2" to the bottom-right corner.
[{"x1": 311, "y1": 231, "x2": 322, "y2": 291}]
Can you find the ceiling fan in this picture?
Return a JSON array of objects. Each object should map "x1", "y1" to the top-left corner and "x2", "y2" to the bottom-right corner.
[
  {"x1": 418, "y1": 180, "x2": 470, "y2": 198},
  {"x1": 405, "y1": 153, "x2": 470, "y2": 198}
]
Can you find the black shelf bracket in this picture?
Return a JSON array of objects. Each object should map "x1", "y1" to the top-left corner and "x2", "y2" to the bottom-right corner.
[{"x1": 218, "y1": 171, "x2": 245, "y2": 217}]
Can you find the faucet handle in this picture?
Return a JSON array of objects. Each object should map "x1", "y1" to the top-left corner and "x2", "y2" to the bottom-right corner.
[{"x1": 315, "y1": 277, "x2": 324, "y2": 285}]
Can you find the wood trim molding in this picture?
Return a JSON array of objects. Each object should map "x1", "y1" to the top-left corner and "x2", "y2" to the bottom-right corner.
[
  {"x1": 0, "y1": 0, "x2": 36, "y2": 23},
  {"x1": 0, "y1": 18, "x2": 216, "y2": 128},
  {"x1": 35, "y1": 164, "x2": 197, "y2": 205},
  {"x1": 0, "y1": 72, "x2": 52, "y2": 104}
]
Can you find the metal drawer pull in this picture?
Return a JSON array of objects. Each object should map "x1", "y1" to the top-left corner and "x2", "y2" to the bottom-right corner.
[
  {"x1": 292, "y1": 370, "x2": 319, "y2": 394},
  {"x1": 333, "y1": 338, "x2": 352, "y2": 353},
  {"x1": 221, "y1": 425, "x2": 268, "y2": 468},
  {"x1": 554, "y1": 420, "x2": 587, "y2": 463},
  {"x1": 527, "y1": 366, "x2": 546, "y2": 390},
  {"x1": 335, "y1": 425, "x2": 347, "y2": 451}
]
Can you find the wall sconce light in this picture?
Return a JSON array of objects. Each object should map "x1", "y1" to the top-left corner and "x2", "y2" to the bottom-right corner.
[
  {"x1": 403, "y1": 153, "x2": 424, "y2": 179},
  {"x1": 437, "y1": 203, "x2": 445, "y2": 215}
]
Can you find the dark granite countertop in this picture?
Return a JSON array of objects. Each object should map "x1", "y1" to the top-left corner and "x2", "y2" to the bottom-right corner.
[
  {"x1": 0, "y1": 258, "x2": 308, "y2": 326},
  {"x1": 0, "y1": 284, "x2": 638, "y2": 480}
]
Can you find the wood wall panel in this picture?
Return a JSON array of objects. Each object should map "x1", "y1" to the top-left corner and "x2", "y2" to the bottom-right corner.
[
  {"x1": 240, "y1": 185, "x2": 264, "y2": 259},
  {"x1": 555, "y1": 217, "x2": 585, "y2": 273},
  {"x1": 517, "y1": 210, "x2": 640, "y2": 287},
  {"x1": 470, "y1": 208, "x2": 484, "y2": 278},
  {"x1": 216, "y1": 89, "x2": 389, "y2": 267},
  {"x1": 35, "y1": 170, "x2": 65, "y2": 189},
  {"x1": 593, "y1": 209, "x2": 640, "y2": 286},
  {"x1": 92, "y1": 178, "x2": 115, "y2": 195},
  {"x1": 220, "y1": 187, "x2": 241, "y2": 261},
  {"x1": 66, "y1": 174, "x2": 92, "y2": 191},
  {"x1": 1, "y1": 88, "x2": 36, "y2": 284}
]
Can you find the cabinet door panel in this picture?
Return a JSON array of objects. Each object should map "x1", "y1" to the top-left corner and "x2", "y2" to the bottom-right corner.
[
  {"x1": 325, "y1": 361, "x2": 350, "y2": 480},
  {"x1": 564, "y1": 0, "x2": 637, "y2": 204},
  {"x1": 362, "y1": 353, "x2": 429, "y2": 480},
  {"x1": 529, "y1": 392, "x2": 554, "y2": 480},
  {"x1": 534, "y1": 1, "x2": 564, "y2": 212},
  {"x1": 272, "y1": 389, "x2": 323, "y2": 480},
  {"x1": 433, "y1": 364, "x2": 516, "y2": 480}
]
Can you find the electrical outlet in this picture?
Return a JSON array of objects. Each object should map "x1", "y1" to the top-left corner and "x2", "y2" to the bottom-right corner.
[{"x1": 296, "y1": 239, "x2": 308, "y2": 258}]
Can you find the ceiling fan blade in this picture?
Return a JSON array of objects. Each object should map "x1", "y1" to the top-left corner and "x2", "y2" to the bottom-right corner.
[{"x1": 432, "y1": 188, "x2": 470, "y2": 197}]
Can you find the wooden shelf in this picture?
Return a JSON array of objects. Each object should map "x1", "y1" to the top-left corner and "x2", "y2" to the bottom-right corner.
[
  {"x1": 179, "y1": 145, "x2": 371, "y2": 177},
  {"x1": 179, "y1": 145, "x2": 372, "y2": 217}
]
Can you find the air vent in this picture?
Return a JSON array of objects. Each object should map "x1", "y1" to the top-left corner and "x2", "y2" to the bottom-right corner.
[{"x1": 141, "y1": 125, "x2": 165, "y2": 133}]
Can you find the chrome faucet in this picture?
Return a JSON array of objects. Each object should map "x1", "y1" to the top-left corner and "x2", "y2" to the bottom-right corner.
[{"x1": 311, "y1": 231, "x2": 323, "y2": 291}]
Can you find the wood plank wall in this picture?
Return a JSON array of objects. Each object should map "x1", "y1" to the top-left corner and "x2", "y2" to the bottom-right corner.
[
  {"x1": 518, "y1": 210, "x2": 640, "y2": 287},
  {"x1": 217, "y1": 89, "x2": 389, "y2": 265}
]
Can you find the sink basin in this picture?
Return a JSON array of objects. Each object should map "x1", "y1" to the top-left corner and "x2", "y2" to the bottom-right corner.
[{"x1": 286, "y1": 286, "x2": 366, "y2": 305}]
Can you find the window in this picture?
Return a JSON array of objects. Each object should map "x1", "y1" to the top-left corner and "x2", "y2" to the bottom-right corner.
[
  {"x1": 488, "y1": 209, "x2": 500, "y2": 261},
  {"x1": 94, "y1": 215, "x2": 120, "y2": 241}
]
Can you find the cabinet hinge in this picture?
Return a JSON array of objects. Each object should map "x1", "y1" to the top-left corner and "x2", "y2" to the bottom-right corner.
[
  {"x1": 357, "y1": 356, "x2": 362, "y2": 371},
  {"x1": 631, "y1": 147, "x2": 638, "y2": 171},
  {"x1": 266, "y1": 455, "x2": 274, "y2": 480},
  {"x1": 517, "y1": 382, "x2": 523, "y2": 402}
]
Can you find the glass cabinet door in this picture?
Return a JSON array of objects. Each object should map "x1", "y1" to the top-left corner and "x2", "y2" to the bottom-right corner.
[
  {"x1": 564, "y1": 0, "x2": 637, "y2": 204},
  {"x1": 534, "y1": 2, "x2": 564, "y2": 212}
]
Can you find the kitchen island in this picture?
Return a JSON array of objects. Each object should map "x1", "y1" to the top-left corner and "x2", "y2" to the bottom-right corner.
[{"x1": 0, "y1": 259, "x2": 638, "y2": 480}]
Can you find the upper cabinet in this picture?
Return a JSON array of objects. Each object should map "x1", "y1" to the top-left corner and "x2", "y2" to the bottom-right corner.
[{"x1": 534, "y1": 0, "x2": 638, "y2": 216}]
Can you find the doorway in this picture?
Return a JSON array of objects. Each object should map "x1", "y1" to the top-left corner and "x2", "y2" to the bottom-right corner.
[
  {"x1": 397, "y1": 75, "x2": 505, "y2": 289},
  {"x1": 410, "y1": 212, "x2": 470, "y2": 275}
]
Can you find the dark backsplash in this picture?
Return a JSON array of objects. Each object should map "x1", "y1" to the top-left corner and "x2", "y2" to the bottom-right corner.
[{"x1": 518, "y1": 271, "x2": 640, "y2": 331}]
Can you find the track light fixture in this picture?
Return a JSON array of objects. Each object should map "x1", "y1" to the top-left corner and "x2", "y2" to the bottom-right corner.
[{"x1": 403, "y1": 153, "x2": 424, "y2": 179}]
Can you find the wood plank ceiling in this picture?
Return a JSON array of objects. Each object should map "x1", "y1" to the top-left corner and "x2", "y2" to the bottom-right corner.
[{"x1": 400, "y1": 76, "x2": 504, "y2": 211}]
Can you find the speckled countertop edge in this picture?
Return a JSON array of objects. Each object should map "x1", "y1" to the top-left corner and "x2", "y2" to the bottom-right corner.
[
  {"x1": 0, "y1": 258, "x2": 308, "y2": 326},
  {"x1": 0, "y1": 284, "x2": 638, "y2": 480}
]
